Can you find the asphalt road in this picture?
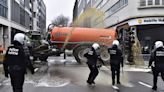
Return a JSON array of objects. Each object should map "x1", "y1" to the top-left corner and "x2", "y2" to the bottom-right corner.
[{"x1": 0, "y1": 56, "x2": 164, "y2": 92}]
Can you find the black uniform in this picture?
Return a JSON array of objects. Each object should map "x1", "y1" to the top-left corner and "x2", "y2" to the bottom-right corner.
[
  {"x1": 84, "y1": 47, "x2": 104, "y2": 85},
  {"x1": 108, "y1": 45, "x2": 123, "y2": 85},
  {"x1": 149, "y1": 47, "x2": 164, "y2": 90},
  {"x1": 3, "y1": 41, "x2": 34, "y2": 92}
]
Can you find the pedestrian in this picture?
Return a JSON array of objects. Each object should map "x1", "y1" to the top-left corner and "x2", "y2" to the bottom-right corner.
[
  {"x1": 84, "y1": 43, "x2": 104, "y2": 85},
  {"x1": 108, "y1": 40, "x2": 123, "y2": 85},
  {"x1": 3, "y1": 33, "x2": 35, "y2": 92},
  {"x1": 148, "y1": 41, "x2": 164, "y2": 91}
]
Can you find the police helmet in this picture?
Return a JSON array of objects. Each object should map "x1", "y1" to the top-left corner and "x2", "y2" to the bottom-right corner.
[
  {"x1": 112, "y1": 40, "x2": 119, "y2": 46},
  {"x1": 92, "y1": 43, "x2": 100, "y2": 50},
  {"x1": 14, "y1": 33, "x2": 26, "y2": 45},
  {"x1": 155, "y1": 41, "x2": 163, "y2": 48}
]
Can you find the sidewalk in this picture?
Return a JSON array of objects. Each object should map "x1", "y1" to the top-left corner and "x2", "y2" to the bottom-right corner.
[{"x1": 0, "y1": 64, "x2": 5, "y2": 86}]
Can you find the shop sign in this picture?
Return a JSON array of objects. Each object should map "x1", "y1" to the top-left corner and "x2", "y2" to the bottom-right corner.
[{"x1": 128, "y1": 17, "x2": 164, "y2": 26}]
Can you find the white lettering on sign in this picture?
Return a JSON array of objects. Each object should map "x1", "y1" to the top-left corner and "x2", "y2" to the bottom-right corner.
[
  {"x1": 128, "y1": 17, "x2": 164, "y2": 26},
  {"x1": 156, "y1": 51, "x2": 164, "y2": 56},
  {"x1": 143, "y1": 18, "x2": 164, "y2": 23},
  {"x1": 110, "y1": 50, "x2": 116, "y2": 55},
  {"x1": 88, "y1": 51, "x2": 93, "y2": 55},
  {"x1": 8, "y1": 48, "x2": 19, "y2": 55}
]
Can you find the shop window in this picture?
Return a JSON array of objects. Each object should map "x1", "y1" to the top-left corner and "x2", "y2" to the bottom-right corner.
[
  {"x1": 155, "y1": 0, "x2": 160, "y2": 5},
  {"x1": 148, "y1": 0, "x2": 153, "y2": 5},
  {"x1": 140, "y1": 0, "x2": 146, "y2": 6}
]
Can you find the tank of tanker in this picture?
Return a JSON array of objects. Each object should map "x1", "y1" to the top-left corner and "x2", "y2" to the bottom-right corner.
[{"x1": 50, "y1": 27, "x2": 117, "y2": 63}]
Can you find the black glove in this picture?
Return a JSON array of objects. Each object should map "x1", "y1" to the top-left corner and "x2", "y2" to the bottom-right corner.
[{"x1": 5, "y1": 72, "x2": 8, "y2": 78}]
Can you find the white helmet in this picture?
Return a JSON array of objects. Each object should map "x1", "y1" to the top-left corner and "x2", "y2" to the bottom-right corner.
[
  {"x1": 112, "y1": 40, "x2": 119, "y2": 46},
  {"x1": 14, "y1": 33, "x2": 26, "y2": 45},
  {"x1": 155, "y1": 41, "x2": 163, "y2": 48},
  {"x1": 92, "y1": 43, "x2": 100, "y2": 50}
]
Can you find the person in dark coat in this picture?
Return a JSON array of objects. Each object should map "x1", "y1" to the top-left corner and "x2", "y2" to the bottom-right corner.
[
  {"x1": 108, "y1": 40, "x2": 123, "y2": 85},
  {"x1": 84, "y1": 43, "x2": 104, "y2": 85},
  {"x1": 3, "y1": 33, "x2": 34, "y2": 92},
  {"x1": 149, "y1": 41, "x2": 164, "y2": 91}
]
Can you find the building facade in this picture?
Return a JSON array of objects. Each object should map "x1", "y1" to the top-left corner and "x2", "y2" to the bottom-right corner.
[
  {"x1": 73, "y1": 0, "x2": 164, "y2": 54},
  {"x1": 33, "y1": 0, "x2": 46, "y2": 37},
  {"x1": 0, "y1": 0, "x2": 46, "y2": 50}
]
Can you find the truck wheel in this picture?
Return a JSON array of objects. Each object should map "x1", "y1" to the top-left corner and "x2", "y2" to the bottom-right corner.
[
  {"x1": 100, "y1": 46, "x2": 110, "y2": 62},
  {"x1": 33, "y1": 56, "x2": 38, "y2": 61},
  {"x1": 39, "y1": 55, "x2": 48, "y2": 62},
  {"x1": 73, "y1": 45, "x2": 90, "y2": 64}
]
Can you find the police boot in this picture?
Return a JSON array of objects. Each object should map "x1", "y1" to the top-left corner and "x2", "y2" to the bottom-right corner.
[
  {"x1": 87, "y1": 80, "x2": 92, "y2": 85},
  {"x1": 91, "y1": 81, "x2": 95, "y2": 84},
  {"x1": 13, "y1": 89, "x2": 22, "y2": 92},
  {"x1": 112, "y1": 81, "x2": 115, "y2": 85},
  {"x1": 117, "y1": 81, "x2": 121, "y2": 84},
  {"x1": 152, "y1": 86, "x2": 157, "y2": 91}
]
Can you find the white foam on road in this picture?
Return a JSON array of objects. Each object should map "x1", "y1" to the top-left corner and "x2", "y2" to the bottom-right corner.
[
  {"x1": 124, "y1": 68, "x2": 151, "y2": 72},
  {"x1": 124, "y1": 83, "x2": 134, "y2": 87},
  {"x1": 101, "y1": 66, "x2": 151, "y2": 72},
  {"x1": 34, "y1": 74, "x2": 70, "y2": 88},
  {"x1": 112, "y1": 85, "x2": 119, "y2": 90},
  {"x1": 138, "y1": 81, "x2": 152, "y2": 88},
  {"x1": 35, "y1": 81, "x2": 70, "y2": 87}
]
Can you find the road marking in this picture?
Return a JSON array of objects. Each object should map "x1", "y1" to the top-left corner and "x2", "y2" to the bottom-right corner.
[{"x1": 138, "y1": 81, "x2": 152, "y2": 88}]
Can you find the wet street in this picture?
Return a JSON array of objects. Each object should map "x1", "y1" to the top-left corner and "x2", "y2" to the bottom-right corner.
[{"x1": 0, "y1": 55, "x2": 164, "y2": 92}]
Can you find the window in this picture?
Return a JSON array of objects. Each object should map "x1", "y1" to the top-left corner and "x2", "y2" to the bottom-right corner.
[
  {"x1": 20, "y1": 0, "x2": 25, "y2": 6},
  {"x1": 96, "y1": 1, "x2": 103, "y2": 9},
  {"x1": 140, "y1": 0, "x2": 146, "y2": 6},
  {"x1": 0, "y1": 0, "x2": 7, "y2": 6},
  {"x1": 155, "y1": 0, "x2": 160, "y2": 5},
  {"x1": 0, "y1": 4, "x2": 7, "y2": 18},
  {"x1": 106, "y1": 0, "x2": 128, "y2": 17},
  {"x1": 87, "y1": 0, "x2": 89, "y2": 4},
  {"x1": 92, "y1": 0, "x2": 96, "y2": 5},
  {"x1": 162, "y1": 0, "x2": 164, "y2": 5},
  {"x1": 78, "y1": 0, "x2": 82, "y2": 7},
  {"x1": 101, "y1": 0, "x2": 108, "y2": 6},
  {"x1": 124, "y1": 0, "x2": 128, "y2": 4},
  {"x1": 148, "y1": 0, "x2": 153, "y2": 5}
]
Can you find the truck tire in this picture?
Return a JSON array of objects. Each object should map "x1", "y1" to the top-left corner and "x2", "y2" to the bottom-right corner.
[
  {"x1": 33, "y1": 56, "x2": 38, "y2": 61},
  {"x1": 73, "y1": 45, "x2": 90, "y2": 64},
  {"x1": 99, "y1": 46, "x2": 110, "y2": 62},
  {"x1": 39, "y1": 54, "x2": 48, "y2": 62}
]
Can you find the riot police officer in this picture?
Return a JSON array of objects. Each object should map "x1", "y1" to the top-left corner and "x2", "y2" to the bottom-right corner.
[
  {"x1": 108, "y1": 40, "x2": 123, "y2": 85},
  {"x1": 149, "y1": 41, "x2": 164, "y2": 91},
  {"x1": 3, "y1": 33, "x2": 34, "y2": 92},
  {"x1": 84, "y1": 43, "x2": 104, "y2": 85}
]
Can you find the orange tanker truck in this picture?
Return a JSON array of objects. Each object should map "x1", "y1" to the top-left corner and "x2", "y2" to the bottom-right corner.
[{"x1": 49, "y1": 26, "x2": 118, "y2": 63}]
